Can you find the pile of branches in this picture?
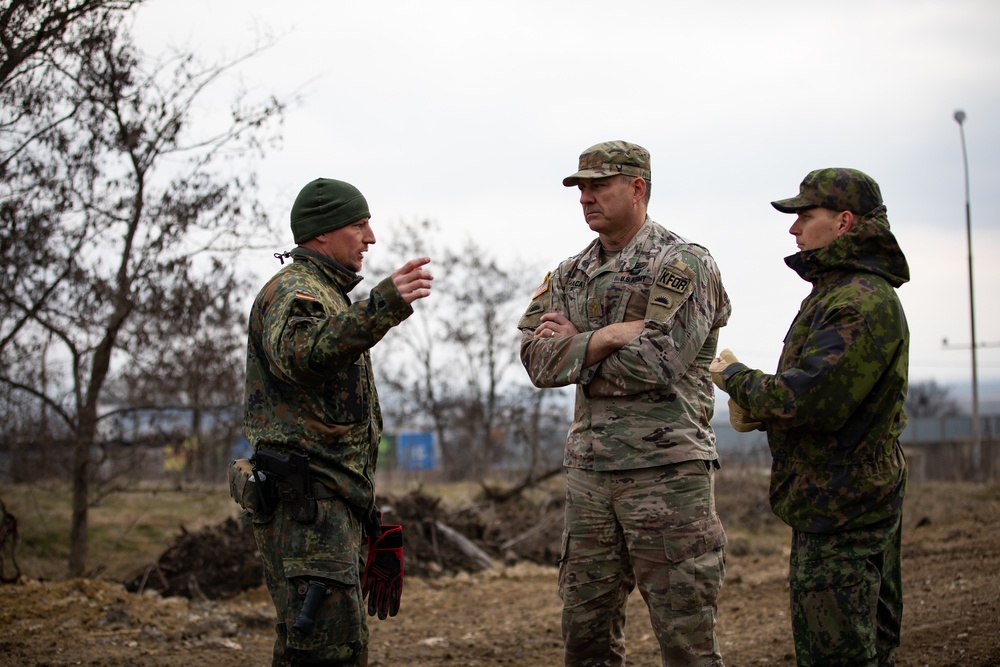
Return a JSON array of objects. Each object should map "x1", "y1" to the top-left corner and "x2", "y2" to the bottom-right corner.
[
  {"x1": 123, "y1": 485, "x2": 565, "y2": 601},
  {"x1": 124, "y1": 516, "x2": 262, "y2": 601}
]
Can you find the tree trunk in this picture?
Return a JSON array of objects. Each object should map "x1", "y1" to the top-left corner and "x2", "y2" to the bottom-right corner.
[{"x1": 67, "y1": 436, "x2": 90, "y2": 577}]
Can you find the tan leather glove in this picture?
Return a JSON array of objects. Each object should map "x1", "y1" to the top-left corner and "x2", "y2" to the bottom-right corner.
[
  {"x1": 709, "y1": 348, "x2": 739, "y2": 391},
  {"x1": 728, "y1": 398, "x2": 763, "y2": 433}
]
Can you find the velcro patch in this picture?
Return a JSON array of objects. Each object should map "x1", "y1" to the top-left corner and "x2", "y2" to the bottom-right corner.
[
  {"x1": 524, "y1": 302, "x2": 545, "y2": 317},
  {"x1": 645, "y1": 259, "x2": 695, "y2": 324},
  {"x1": 650, "y1": 294, "x2": 673, "y2": 309},
  {"x1": 531, "y1": 273, "x2": 550, "y2": 299},
  {"x1": 518, "y1": 273, "x2": 553, "y2": 329},
  {"x1": 656, "y1": 269, "x2": 690, "y2": 293}
]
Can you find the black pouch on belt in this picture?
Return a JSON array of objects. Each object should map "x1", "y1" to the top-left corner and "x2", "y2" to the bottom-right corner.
[{"x1": 253, "y1": 449, "x2": 317, "y2": 523}]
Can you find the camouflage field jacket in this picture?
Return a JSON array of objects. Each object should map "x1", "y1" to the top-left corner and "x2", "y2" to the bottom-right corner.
[
  {"x1": 244, "y1": 248, "x2": 412, "y2": 515},
  {"x1": 519, "y1": 217, "x2": 731, "y2": 470},
  {"x1": 720, "y1": 212, "x2": 910, "y2": 533}
]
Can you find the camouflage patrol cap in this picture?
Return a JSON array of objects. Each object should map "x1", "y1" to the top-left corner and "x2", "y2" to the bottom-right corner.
[
  {"x1": 771, "y1": 168, "x2": 883, "y2": 216},
  {"x1": 562, "y1": 140, "x2": 651, "y2": 187},
  {"x1": 290, "y1": 178, "x2": 371, "y2": 244}
]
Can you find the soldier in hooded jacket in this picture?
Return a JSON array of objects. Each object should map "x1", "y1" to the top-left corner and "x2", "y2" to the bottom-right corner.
[
  {"x1": 519, "y1": 140, "x2": 731, "y2": 667},
  {"x1": 710, "y1": 168, "x2": 909, "y2": 667},
  {"x1": 241, "y1": 178, "x2": 432, "y2": 666}
]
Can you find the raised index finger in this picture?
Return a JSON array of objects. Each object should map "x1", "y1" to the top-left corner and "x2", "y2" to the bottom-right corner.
[{"x1": 397, "y1": 257, "x2": 431, "y2": 274}]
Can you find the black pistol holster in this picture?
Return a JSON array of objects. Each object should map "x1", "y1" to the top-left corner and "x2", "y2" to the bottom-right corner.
[{"x1": 253, "y1": 449, "x2": 317, "y2": 523}]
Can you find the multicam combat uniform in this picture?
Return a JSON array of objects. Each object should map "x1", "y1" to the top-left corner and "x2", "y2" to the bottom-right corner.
[
  {"x1": 244, "y1": 247, "x2": 413, "y2": 666},
  {"x1": 519, "y1": 217, "x2": 731, "y2": 666},
  {"x1": 719, "y1": 209, "x2": 909, "y2": 667}
]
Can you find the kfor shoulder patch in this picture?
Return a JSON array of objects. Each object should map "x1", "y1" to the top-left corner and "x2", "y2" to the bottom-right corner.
[
  {"x1": 646, "y1": 260, "x2": 695, "y2": 323},
  {"x1": 655, "y1": 267, "x2": 690, "y2": 293}
]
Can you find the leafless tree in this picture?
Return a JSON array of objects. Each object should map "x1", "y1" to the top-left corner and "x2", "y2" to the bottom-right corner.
[
  {"x1": 0, "y1": 1, "x2": 141, "y2": 87},
  {"x1": 101, "y1": 264, "x2": 251, "y2": 481},
  {"x1": 363, "y1": 220, "x2": 569, "y2": 481},
  {"x1": 0, "y1": 2, "x2": 284, "y2": 575},
  {"x1": 905, "y1": 380, "x2": 961, "y2": 419}
]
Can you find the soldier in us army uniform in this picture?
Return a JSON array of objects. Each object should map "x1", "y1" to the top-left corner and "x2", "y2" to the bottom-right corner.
[
  {"x1": 238, "y1": 178, "x2": 432, "y2": 666},
  {"x1": 710, "y1": 168, "x2": 909, "y2": 667},
  {"x1": 519, "y1": 141, "x2": 732, "y2": 667}
]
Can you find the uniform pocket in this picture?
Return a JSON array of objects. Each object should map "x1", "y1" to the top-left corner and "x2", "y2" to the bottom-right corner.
[
  {"x1": 789, "y1": 557, "x2": 876, "y2": 665},
  {"x1": 323, "y1": 359, "x2": 369, "y2": 424},
  {"x1": 284, "y1": 558, "x2": 360, "y2": 587},
  {"x1": 661, "y1": 514, "x2": 726, "y2": 564},
  {"x1": 282, "y1": 559, "x2": 364, "y2": 651},
  {"x1": 662, "y1": 514, "x2": 727, "y2": 612},
  {"x1": 228, "y1": 458, "x2": 272, "y2": 521},
  {"x1": 556, "y1": 528, "x2": 570, "y2": 601},
  {"x1": 791, "y1": 556, "x2": 863, "y2": 592}
]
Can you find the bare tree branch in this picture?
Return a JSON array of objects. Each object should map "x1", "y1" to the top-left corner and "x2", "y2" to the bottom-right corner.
[{"x1": 0, "y1": 2, "x2": 284, "y2": 576}]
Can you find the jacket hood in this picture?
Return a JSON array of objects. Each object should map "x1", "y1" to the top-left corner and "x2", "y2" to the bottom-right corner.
[{"x1": 785, "y1": 208, "x2": 910, "y2": 287}]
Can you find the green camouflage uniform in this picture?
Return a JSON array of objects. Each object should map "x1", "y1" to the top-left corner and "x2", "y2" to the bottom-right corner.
[
  {"x1": 718, "y1": 168, "x2": 909, "y2": 667},
  {"x1": 245, "y1": 247, "x2": 412, "y2": 666},
  {"x1": 520, "y1": 214, "x2": 731, "y2": 667}
]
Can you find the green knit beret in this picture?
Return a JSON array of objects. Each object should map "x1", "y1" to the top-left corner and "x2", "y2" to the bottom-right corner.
[{"x1": 290, "y1": 178, "x2": 371, "y2": 243}]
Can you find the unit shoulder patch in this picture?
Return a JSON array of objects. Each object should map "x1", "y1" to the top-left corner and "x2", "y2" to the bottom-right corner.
[
  {"x1": 519, "y1": 273, "x2": 552, "y2": 329},
  {"x1": 646, "y1": 259, "x2": 695, "y2": 323},
  {"x1": 655, "y1": 266, "x2": 691, "y2": 294}
]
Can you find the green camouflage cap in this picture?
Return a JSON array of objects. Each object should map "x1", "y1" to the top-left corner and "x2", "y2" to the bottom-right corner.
[
  {"x1": 771, "y1": 168, "x2": 883, "y2": 215},
  {"x1": 562, "y1": 140, "x2": 651, "y2": 187}
]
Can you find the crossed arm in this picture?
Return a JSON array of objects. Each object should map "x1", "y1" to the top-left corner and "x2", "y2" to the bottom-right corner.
[{"x1": 533, "y1": 312, "x2": 644, "y2": 368}]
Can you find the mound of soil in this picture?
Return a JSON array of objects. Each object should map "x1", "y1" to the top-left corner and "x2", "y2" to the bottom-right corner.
[
  {"x1": 123, "y1": 487, "x2": 566, "y2": 600},
  {"x1": 124, "y1": 516, "x2": 262, "y2": 600}
]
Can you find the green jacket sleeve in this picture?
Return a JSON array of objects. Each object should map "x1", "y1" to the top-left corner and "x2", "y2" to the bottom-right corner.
[{"x1": 725, "y1": 304, "x2": 896, "y2": 431}]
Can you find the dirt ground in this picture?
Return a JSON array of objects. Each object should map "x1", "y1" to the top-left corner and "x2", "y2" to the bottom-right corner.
[{"x1": 1, "y1": 473, "x2": 998, "y2": 666}]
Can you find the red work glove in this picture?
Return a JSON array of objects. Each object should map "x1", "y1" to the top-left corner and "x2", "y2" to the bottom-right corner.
[{"x1": 362, "y1": 524, "x2": 403, "y2": 619}]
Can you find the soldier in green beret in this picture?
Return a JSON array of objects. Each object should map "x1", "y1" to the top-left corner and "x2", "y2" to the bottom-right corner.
[
  {"x1": 711, "y1": 168, "x2": 909, "y2": 667},
  {"x1": 241, "y1": 178, "x2": 432, "y2": 666},
  {"x1": 518, "y1": 141, "x2": 732, "y2": 666}
]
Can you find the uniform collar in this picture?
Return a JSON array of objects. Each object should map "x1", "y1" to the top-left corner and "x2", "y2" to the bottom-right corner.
[
  {"x1": 585, "y1": 216, "x2": 654, "y2": 278},
  {"x1": 290, "y1": 247, "x2": 364, "y2": 293}
]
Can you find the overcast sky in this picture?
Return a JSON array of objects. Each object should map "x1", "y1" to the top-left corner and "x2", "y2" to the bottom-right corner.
[{"x1": 131, "y1": 0, "x2": 1000, "y2": 402}]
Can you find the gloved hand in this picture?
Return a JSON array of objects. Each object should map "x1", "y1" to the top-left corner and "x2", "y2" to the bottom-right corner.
[
  {"x1": 364, "y1": 505, "x2": 383, "y2": 542},
  {"x1": 728, "y1": 398, "x2": 763, "y2": 433},
  {"x1": 710, "y1": 348, "x2": 739, "y2": 392},
  {"x1": 362, "y1": 524, "x2": 403, "y2": 619}
]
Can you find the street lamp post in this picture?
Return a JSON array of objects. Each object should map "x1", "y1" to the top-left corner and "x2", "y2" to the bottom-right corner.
[{"x1": 953, "y1": 109, "x2": 981, "y2": 464}]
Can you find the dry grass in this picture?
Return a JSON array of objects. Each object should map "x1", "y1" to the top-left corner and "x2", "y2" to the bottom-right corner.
[
  {"x1": 2, "y1": 481, "x2": 239, "y2": 581},
  {"x1": 2, "y1": 464, "x2": 788, "y2": 583}
]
